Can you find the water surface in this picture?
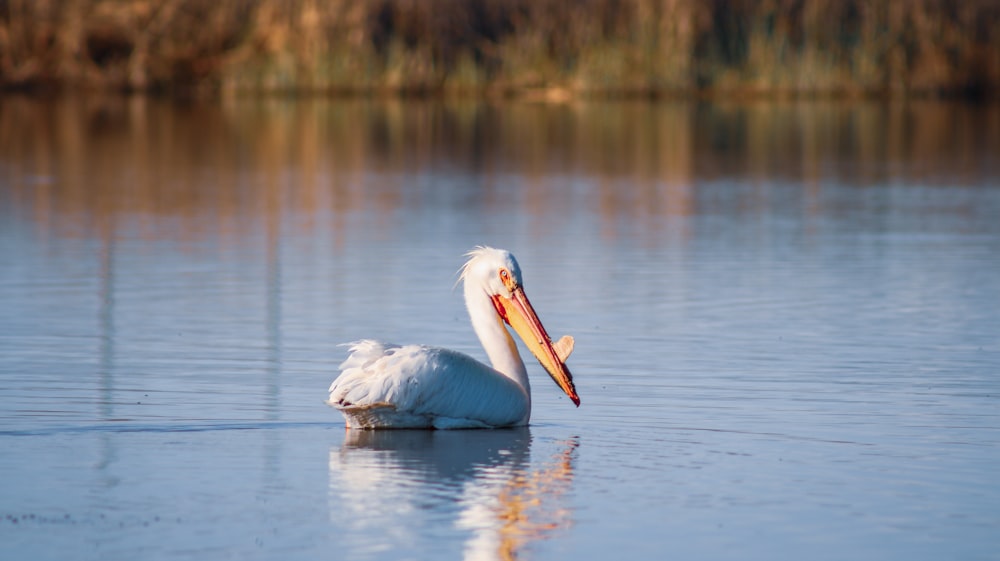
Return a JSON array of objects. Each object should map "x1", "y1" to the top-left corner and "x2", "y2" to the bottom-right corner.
[{"x1": 1, "y1": 96, "x2": 999, "y2": 560}]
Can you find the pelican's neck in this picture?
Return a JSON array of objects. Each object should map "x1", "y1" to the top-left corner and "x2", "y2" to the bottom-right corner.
[{"x1": 464, "y1": 283, "x2": 531, "y2": 403}]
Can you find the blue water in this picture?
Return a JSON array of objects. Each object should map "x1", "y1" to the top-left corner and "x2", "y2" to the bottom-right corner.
[{"x1": 1, "y1": 97, "x2": 998, "y2": 560}]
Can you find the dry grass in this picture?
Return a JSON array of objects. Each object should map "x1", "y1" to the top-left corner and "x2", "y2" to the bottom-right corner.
[{"x1": 1, "y1": 0, "x2": 997, "y2": 97}]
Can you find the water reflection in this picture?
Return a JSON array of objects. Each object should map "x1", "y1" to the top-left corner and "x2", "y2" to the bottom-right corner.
[
  {"x1": 1, "y1": 96, "x2": 996, "y2": 249},
  {"x1": 457, "y1": 438, "x2": 577, "y2": 561},
  {"x1": 329, "y1": 429, "x2": 578, "y2": 560}
]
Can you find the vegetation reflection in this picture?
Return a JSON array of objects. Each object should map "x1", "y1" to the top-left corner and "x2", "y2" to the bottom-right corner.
[{"x1": 2, "y1": 96, "x2": 995, "y2": 248}]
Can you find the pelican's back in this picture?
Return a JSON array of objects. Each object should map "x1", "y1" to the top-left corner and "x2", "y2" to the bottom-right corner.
[{"x1": 328, "y1": 340, "x2": 530, "y2": 429}]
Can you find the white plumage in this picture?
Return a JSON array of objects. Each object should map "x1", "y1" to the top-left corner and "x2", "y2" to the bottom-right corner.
[{"x1": 327, "y1": 247, "x2": 579, "y2": 429}]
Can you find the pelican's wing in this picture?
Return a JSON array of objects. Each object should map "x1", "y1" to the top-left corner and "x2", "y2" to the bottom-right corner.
[{"x1": 327, "y1": 340, "x2": 529, "y2": 429}]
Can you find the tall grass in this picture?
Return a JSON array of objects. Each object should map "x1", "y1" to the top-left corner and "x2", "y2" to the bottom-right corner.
[{"x1": 1, "y1": 0, "x2": 997, "y2": 97}]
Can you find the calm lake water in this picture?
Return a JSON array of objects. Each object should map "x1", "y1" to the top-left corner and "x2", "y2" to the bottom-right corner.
[{"x1": 1, "y1": 96, "x2": 999, "y2": 560}]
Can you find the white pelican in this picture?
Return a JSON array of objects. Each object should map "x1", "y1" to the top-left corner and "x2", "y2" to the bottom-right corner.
[{"x1": 327, "y1": 246, "x2": 579, "y2": 429}]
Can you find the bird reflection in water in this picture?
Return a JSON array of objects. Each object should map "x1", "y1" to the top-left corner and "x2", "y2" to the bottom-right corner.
[{"x1": 329, "y1": 429, "x2": 578, "y2": 560}]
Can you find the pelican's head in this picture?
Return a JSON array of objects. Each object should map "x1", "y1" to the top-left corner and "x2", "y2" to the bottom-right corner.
[{"x1": 461, "y1": 246, "x2": 580, "y2": 406}]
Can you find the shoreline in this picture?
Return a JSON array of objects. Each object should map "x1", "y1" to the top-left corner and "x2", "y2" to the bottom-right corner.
[{"x1": 2, "y1": 0, "x2": 998, "y2": 100}]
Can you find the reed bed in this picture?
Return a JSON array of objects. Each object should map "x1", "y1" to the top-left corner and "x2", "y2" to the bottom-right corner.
[{"x1": 1, "y1": 0, "x2": 997, "y2": 97}]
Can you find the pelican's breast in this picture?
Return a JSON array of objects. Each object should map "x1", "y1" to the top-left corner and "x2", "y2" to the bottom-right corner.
[{"x1": 328, "y1": 340, "x2": 529, "y2": 429}]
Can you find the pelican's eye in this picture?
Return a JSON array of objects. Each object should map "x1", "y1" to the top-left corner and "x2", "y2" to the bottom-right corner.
[{"x1": 498, "y1": 268, "x2": 512, "y2": 288}]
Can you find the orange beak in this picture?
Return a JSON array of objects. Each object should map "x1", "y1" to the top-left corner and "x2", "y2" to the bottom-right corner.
[{"x1": 492, "y1": 287, "x2": 580, "y2": 406}]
